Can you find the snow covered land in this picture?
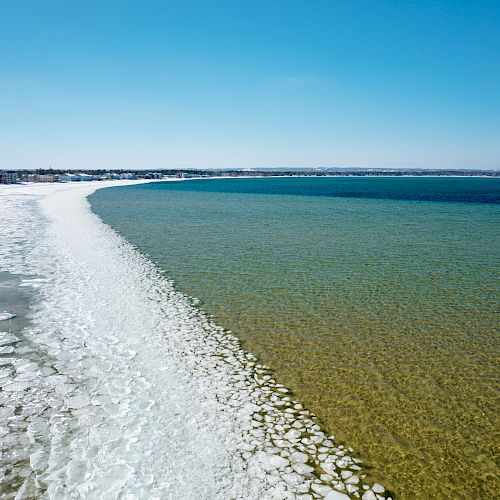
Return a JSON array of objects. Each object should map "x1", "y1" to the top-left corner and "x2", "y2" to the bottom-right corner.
[{"x1": 0, "y1": 182, "x2": 388, "y2": 500}]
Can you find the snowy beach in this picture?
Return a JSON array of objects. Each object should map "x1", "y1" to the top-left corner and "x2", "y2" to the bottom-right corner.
[{"x1": 0, "y1": 182, "x2": 387, "y2": 500}]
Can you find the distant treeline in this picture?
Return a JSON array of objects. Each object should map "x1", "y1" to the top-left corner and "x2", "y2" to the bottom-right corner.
[{"x1": 5, "y1": 168, "x2": 499, "y2": 177}]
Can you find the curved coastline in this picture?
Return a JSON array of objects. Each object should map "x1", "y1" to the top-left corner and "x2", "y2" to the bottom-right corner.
[{"x1": 0, "y1": 181, "x2": 389, "y2": 499}]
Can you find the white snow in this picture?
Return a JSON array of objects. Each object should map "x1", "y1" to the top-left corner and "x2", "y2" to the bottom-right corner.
[{"x1": 0, "y1": 181, "x2": 387, "y2": 499}]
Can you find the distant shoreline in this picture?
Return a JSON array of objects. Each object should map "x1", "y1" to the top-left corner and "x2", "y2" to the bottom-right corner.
[
  {"x1": 1, "y1": 168, "x2": 499, "y2": 186},
  {"x1": 2, "y1": 172, "x2": 499, "y2": 189}
]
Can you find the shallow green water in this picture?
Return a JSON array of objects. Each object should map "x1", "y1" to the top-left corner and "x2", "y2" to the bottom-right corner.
[{"x1": 90, "y1": 177, "x2": 500, "y2": 498}]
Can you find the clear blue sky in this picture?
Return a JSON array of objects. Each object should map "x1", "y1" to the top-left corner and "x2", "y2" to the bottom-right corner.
[{"x1": 1, "y1": 0, "x2": 499, "y2": 170}]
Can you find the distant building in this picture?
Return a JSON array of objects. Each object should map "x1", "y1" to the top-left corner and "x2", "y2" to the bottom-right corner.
[
  {"x1": 122, "y1": 172, "x2": 138, "y2": 180},
  {"x1": 34, "y1": 174, "x2": 56, "y2": 183},
  {"x1": 0, "y1": 171, "x2": 18, "y2": 184},
  {"x1": 56, "y1": 174, "x2": 72, "y2": 182},
  {"x1": 19, "y1": 173, "x2": 35, "y2": 182},
  {"x1": 57, "y1": 173, "x2": 81, "y2": 182},
  {"x1": 78, "y1": 173, "x2": 95, "y2": 181}
]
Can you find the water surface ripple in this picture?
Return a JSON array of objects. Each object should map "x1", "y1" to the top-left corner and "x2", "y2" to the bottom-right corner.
[{"x1": 90, "y1": 177, "x2": 500, "y2": 498}]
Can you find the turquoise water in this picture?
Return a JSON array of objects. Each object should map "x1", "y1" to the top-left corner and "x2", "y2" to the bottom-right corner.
[{"x1": 90, "y1": 177, "x2": 500, "y2": 498}]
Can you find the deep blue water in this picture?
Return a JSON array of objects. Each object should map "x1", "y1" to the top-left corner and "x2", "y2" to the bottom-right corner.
[{"x1": 140, "y1": 176, "x2": 500, "y2": 204}]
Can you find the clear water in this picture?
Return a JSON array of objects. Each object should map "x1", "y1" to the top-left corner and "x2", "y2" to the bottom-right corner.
[
  {"x1": 90, "y1": 177, "x2": 500, "y2": 498},
  {"x1": 0, "y1": 272, "x2": 34, "y2": 335}
]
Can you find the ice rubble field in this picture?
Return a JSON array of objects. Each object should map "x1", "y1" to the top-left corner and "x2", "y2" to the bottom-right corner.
[{"x1": 0, "y1": 182, "x2": 388, "y2": 500}]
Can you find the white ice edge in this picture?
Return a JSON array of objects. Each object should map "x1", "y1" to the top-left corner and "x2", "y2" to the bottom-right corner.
[
  {"x1": 0, "y1": 312, "x2": 16, "y2": 321},
  {"x1": 0, "y1": 181, "x2": 388, "y2": 500}
]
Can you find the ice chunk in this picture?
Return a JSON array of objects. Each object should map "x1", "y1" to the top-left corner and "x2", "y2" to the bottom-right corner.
[
  {"x1": 0, "y1": 311, "x2": 16, "y2": 321},
  {"x1": 0, "y1": 331, "x2": 19, "y2": 346},
  {"x1": 325, "y1": 490, "x2": 351, "y2": 499}
]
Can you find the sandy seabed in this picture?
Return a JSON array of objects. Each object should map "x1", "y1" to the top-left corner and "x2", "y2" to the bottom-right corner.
[{"x1": 0, "y1": 181, "x2": 388, "y2": 500}]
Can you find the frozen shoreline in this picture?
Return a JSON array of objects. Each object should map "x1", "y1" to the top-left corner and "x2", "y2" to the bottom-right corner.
[{"x1": 0, "y1": 181, "x2": 388, "y2": 499}]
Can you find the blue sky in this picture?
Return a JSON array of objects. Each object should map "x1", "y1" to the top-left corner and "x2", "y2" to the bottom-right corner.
[{"x1": 1, "y1": 0, "x2": 499, "y2": 170}]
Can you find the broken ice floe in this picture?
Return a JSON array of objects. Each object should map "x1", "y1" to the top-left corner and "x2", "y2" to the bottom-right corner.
[{"x1": 0, "y1": 312, "x2": 16, "y2": 321}]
